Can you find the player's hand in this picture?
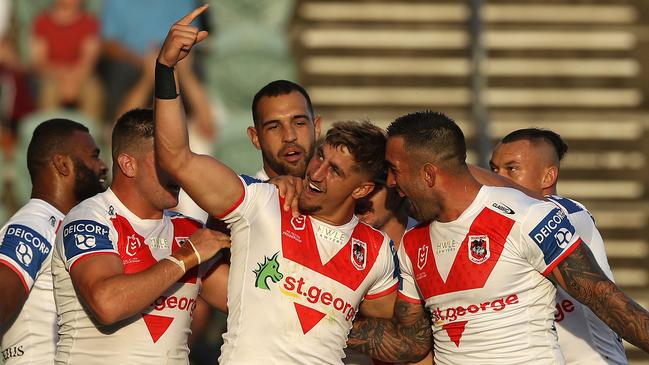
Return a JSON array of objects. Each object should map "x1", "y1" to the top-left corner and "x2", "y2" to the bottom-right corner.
[
  {"x1": 158, "y1": 4, "x2": 209, "y2": 68},
  {"x1": 175, "y1": 228, "x2": 230, "y2": 269},
  {"x1": 269, "y1": 175, "x2": 304, "y2": 217}
]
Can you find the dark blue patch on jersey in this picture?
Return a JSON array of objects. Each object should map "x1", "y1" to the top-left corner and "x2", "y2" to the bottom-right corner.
[
  {"x1": 529, "y1": 208, "x2": 576, "y2": 265},
  {"x1": 240, "y1": 174, "x2": 264, "y2": 185},
  {"x1": 388, "y1": 240, "x2": 403, "y2": 289},
  {"x1": 62, "y1": 220, "x2": 113, "y2": 261},
  {"x1": 0, "y1": 224, "x2": 51, "y2": 282},
  {"x1": 547, "y1": 195, "x2": 583, "y2": 214}
]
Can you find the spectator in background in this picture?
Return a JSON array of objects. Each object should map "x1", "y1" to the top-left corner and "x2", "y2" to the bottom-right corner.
[
  {"x1": 30, "y1": 0, "x2": 103, "y2": 122},
  {"x1": 100, "y1": 0, "x2": 216, "y2": 144},
  {"x1": 1, "y1": 0, "x2": 35, "y2": 155}
]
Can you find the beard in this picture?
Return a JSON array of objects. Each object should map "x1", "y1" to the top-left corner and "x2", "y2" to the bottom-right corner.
[
  {"x1": 263, "y1": 143, "x2": 313, "y2": 177},
  {"x1": 73, "y1": 158, "x2": 105, "y2": 202},
  {"x1": 298, "y1": 196, "x2": 322, "y2": 216}
]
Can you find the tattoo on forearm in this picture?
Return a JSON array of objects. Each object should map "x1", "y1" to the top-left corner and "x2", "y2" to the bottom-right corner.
[
  {"x1": 347, "y1": 299, "x2": 432, "y2": 362},
  {"x1": 549, "y1": 243, "x2": 649, "y2": 353}
]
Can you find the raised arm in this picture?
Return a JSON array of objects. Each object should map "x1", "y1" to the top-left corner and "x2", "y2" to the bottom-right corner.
[
  {"x1": 154, "y1": 4, "x2": 242, "y2": 217},
  {"x1": 548, "y1": 242, "x2": 649, "y2": 353},
  {"x1": 347, "y1": 297, "x2": 432, "y2": 362}
]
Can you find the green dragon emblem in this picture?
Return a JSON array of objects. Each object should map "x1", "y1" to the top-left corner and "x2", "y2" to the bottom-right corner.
[{"x1": 253, "y1": 252, "x2": 283, "y2": 290}]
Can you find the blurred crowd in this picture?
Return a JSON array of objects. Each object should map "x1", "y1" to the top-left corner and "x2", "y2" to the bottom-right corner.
[{"x1": 0, "y1": 0, "x2": 219, "y2": 223}]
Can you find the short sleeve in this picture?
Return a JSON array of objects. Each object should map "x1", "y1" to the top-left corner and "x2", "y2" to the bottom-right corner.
[
  {"x1": 364, "y1": 238, "x2": 398, "y2": 300},
  {"x1": 217, "y1": 176, "x2": 278, "y2": 225},
  {"x1": 59, "y1": 207, "x2": 117, "y2": 271},
  {"x1": 521, "y1": 201, "x2": 582, "y2": 276},
  {"x1": 0, "y1": 223, "x2": 54, "y2": 292},
  {"x1": 397, "y1": 241, "x2": 424, "y2": 304}
]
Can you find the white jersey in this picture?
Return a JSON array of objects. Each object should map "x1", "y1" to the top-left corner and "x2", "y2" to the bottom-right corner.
[
  {"x1": 52, "y1": 189, "x2": 204, "y2": 365},
  {"x1": 546, "y1": 195, "x2": 627, "y2": 365},
  {"x1": 0, "y1": 199, "x2": 64, "y2": 364},
  {"x1": 399, "y1": 186, "x2": 583, "y2": 365},
  {"x1": 219, "y1": 177, "x2": 398, "y2": 365}
]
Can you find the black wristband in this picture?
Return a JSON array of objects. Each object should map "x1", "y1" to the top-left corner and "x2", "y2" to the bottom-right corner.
[{"x1": 155, "y1": 60, "x2": 178, "y2": 99}]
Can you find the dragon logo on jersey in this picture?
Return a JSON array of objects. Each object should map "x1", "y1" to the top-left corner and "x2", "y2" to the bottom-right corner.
[
  {"x1": 253, "y1": 252, "x2": 284, "y2": 290},
  {"x1": 417, "y1": 244, "x2": 429, "y2": 270},
  {"x1": 351, "y1": 238, "x2": 367, "y2": 270},
  {"x1": 468, "y1": 235, "x2": 490, "y2": 264},
  {"x1": 126, "y1": 234, "x2": 142, "y2": 257}
]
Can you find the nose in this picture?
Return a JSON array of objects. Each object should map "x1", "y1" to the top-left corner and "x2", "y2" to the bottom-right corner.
[
  {"x1": 282, "y1": 125, "x2": 297, "y2": 143},
  {"x1": 386, "y1": 170, "x2": 396, "y2": 188},
  {"x1": 309, "y1": 160, "x2": 327, "y2": 183},
  {"x1": 99, "y1": 159, "x2": 108, "y2": 175}
]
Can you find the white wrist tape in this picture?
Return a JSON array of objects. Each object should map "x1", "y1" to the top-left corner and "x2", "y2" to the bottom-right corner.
[
  {"x1": 163, "y1": 255, "x2": 186, "y2": 273},
  {"x1": 185, "y1": 238, "x2": 202, "y2": 265}
]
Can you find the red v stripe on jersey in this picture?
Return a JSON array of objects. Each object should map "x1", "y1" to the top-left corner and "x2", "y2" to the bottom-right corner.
[
  {"x1": 279, "y1": 197, "x2": 383, "y2": 291},
  {"x1": 142, "y1": 314, "x2": 174, "y2": 343},
  {"x1": 293, "y1": 302, "x2": 326, "y2": 334},
  {"x1": 405, "y1": 208, "x2": 515, "y2": 298},
  {"x1": 443, "y1": 320, "x2": 468, "y2": 347},
  {"x1": 111, "y1": 214, "x2": 157, "y2": 274}
]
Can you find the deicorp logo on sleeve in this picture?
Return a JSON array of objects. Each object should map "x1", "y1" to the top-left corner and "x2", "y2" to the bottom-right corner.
[
  {"x1": 528, "y1": 208, "x2": 576, "y2": 265},
  {"x1": 0, "y1": 224, "x2": 51, "y2": 281},
  {"x1": 63, "y1": 220, "x2": 112, "y2": 260}
]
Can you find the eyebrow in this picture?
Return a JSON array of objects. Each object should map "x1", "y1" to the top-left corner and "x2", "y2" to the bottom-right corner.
[{"x1": 261, "y1": 114, "x2": 311, "y2": 127}]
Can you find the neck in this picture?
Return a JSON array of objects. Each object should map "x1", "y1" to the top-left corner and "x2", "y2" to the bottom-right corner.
[
  {"x1": 543, "y1": 186, "x2": 557, "y2": 197},
  {"x1": 111, "y1": 179, "x2": 163, "y2": 220},
  {"x1": 436, "y1": 170, "x2": 483, "y2": 223},
  {"x1": 31, "y1": 182, "x2": 77, "y2": 214},
  {"x1": 381, "y1": 217, "x2": 407, "y2": 245},
  {"x1": 311, "y1": 200, "x2": 355, "y2": 226}
]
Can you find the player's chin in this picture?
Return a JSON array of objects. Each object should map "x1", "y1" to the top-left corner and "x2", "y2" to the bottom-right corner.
[{"x1": 297, "y1": 196, "x2": 321, "y2": 215}]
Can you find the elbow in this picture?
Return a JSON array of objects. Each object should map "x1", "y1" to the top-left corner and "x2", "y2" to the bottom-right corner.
[{"x1": 84, "y1": 288, "x2": 124, "y2": 325}]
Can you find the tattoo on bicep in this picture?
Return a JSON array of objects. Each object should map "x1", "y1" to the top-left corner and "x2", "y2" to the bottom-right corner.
[
  {"x1": 549, "y1": 243, "x2": 649, "y2": 352},
  {"x1": 348, "y1": 299, "x2": 432, "y2": 362}
]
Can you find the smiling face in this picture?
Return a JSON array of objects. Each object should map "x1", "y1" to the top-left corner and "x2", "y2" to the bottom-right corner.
[
  {"x1": 385, "y1": 136, "x2": 438, "y2": 222},
  {"x1": 248, "y1": 91, "x2": 321, "y2": 178},
  {"x1": 298, "y1": 143, "x2": 372, "y2": 221},
  {"x1": 70, "y1": 130, "x2": 108, "y2": 201}
]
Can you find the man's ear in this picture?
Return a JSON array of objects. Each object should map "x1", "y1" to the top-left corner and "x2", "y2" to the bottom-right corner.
[
  {"x1": 422, "y1": 163, "x2": 436, "y2": 188},
  {"x1": 52, "y1": 154, "x2": 73, "y2": 177},
  {"x1": 313, "y1": 115, "x2": 323, "y2": 140},
  {"x1": 116, "y1": 153, "x2": 137, "y2": 178},
  {"x1": 542, "y1": 165, "x2": 559, "y2": 190},
  {"x1": 352, "y1": 182, "x2": 375, "y2": 200},
  {"x1": 247, "y1": 126, "x2": 261, "y2": 150}
]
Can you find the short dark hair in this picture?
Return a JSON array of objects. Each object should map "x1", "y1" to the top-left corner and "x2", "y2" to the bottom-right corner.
[
  {"x1": 27, "y1": 118, "x2": 89, "y2": 181},
  {"x1": 501, "y1": 128, "x2": 568, "y2": 162},
  {"x1": 112, "y1": 108, "x2": 154, "y2": 159},
  {"x1": 251, "y1": 80, "x2": 314, "y2": 125},
  {"x1": 387, "y1": 111, "x2": 467, "y2": 171},
  {"x1": 324, "y1": 121, "x2": 386, "y2": 180}
]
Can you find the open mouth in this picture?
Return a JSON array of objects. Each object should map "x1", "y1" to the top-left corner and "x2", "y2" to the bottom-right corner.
[
  {"x1": 307, "y1": 181, "x2": 324, "y2": 193},
  {"x1": 282, "y1": 146, "x2": 304, "y2": 163},
  {"x1": 167, "y1": 184, "x2": 181, "y2": 194}
]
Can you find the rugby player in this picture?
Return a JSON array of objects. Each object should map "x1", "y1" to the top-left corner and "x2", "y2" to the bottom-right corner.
[
  {"x1": 0, "y1": 119, "x2": 107, "y2": 364},
  {"x1": 155, "y1": 6, "x2": 399, "y2": 363},
  {"x1": 490, "y1": 128, "x2": 628, "y2": 364},
  {"x1": 348, "y1": 111, "x2": 649, "y2": 364},
  {"x1": 51, "y1": 108, "x2": 231, "y2": 364}
]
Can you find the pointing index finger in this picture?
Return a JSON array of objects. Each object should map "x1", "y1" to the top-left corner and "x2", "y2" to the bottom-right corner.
[{"x1": 177, "y1": 3, "x2": 208, "y2": 26}]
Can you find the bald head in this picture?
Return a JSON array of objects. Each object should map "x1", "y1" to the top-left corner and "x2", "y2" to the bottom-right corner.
[{"x1": 490, "y1": 128, "x2": 568, "y2": 196}]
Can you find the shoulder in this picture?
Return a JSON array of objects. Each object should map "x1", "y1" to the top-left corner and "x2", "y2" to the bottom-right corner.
[
  {"x1": 480, "y1": 186, "x2": 549, "y2": 223},
  {"x1": 545, "y1": 195, "x2": 587, "y2": 215},
  {"x1": 3, "y1": 200, "x2": 61, "y2": 237}
]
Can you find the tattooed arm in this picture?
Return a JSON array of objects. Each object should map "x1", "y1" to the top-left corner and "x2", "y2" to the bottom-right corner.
[
  {"x1": 548, "y1": 242, "x2": 649, "y2": 353},
  {"x1": 347, "y1": 297, "x2": 433, "y2": 362}
]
